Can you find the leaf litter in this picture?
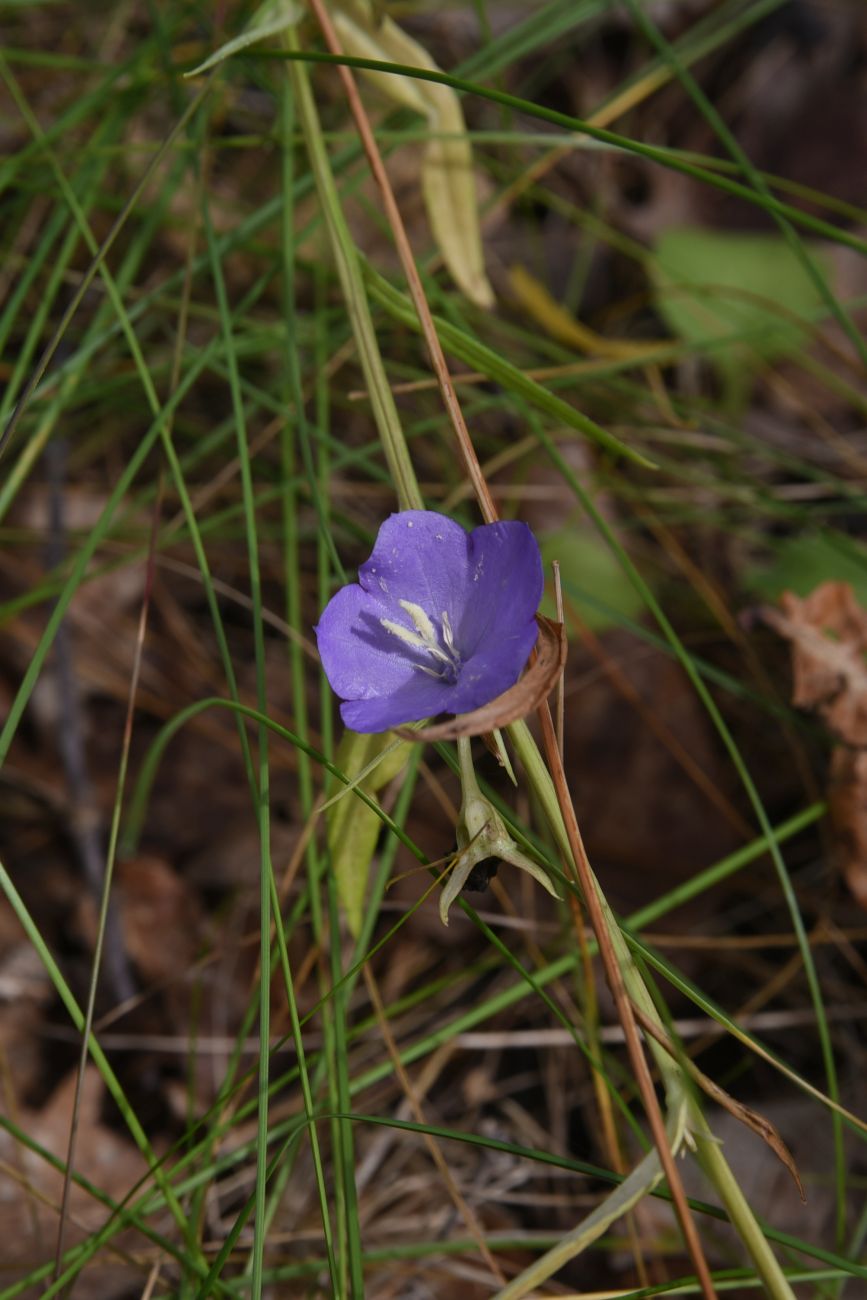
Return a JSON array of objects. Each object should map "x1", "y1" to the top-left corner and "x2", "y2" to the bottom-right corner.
[{"x1": 761, "y1": 581, "x2": 867, "y2": 907}]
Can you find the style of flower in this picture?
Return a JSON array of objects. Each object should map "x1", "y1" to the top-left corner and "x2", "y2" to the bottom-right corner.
[{"x1": 315, "y1": 510, "x2": 543, "y2": 733}]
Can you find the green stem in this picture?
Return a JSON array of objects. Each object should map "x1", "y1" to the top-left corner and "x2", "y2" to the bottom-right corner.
[
  {"x1": 456, "y1": 735, "x2": 482, "y2": 801},
  {"x1": 290, "y1": 28, "x2": 795, "y2": 1296},
  {"x1": 691, "y1": 1106, "x2": 799, "y2": 1300}
]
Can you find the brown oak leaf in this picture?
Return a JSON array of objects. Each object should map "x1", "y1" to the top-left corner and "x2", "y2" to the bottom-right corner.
[
  {"x1": 762, "y1": 581, "x2": 867, "y2": 908},
  {"x1": 761, "y1": 581, "x2": 867, "y2": 746}
]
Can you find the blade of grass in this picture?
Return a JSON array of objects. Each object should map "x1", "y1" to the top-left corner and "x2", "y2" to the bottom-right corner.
[
  {"x1": 265, "y1": 48, "x2": 867, "y2": 257},
  {"x1": 0, "y1": 50, "x2": 209, "y2": 461}
]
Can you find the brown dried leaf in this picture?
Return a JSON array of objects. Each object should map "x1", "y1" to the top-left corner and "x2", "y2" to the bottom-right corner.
[
  {"x1": 396, "y1": 617, "x2": 566, "y2": 742},
  {"x1": 0, "y1": 1067, "x2": 149, "y2": 1285},
  {"x1": 115, "y1": 855, "x2": 202, "y2": 985},
  {"x1": 761, "y1": 581, "x2": 867, "y2": 909},
  {"x1": 694, "y1": 1068, "x2": 806, "y2": 1202},
  {"x1": 760, "y1": 582, "x2": 867, "y2": 745},
  {"x1": 828, "y1": 747, "x2": 867, "y2": 909}
]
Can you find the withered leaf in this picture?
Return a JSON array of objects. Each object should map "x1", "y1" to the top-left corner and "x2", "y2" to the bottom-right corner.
[
  {"x1": 760, "y1": 581, "x2": 867, "y2": 746},
  {"x1": 397, "y1": 616, "x2": 566, "y2": 742},
  {"x1": 694, "y1": 1068, "x2": 806, "y2": 1203},
  {"x1": 762, "y1": 581, "x2": 867, "y2": 909},
  {"x1": 828, "y1": 747, "x2": 867, "y2": 910}
]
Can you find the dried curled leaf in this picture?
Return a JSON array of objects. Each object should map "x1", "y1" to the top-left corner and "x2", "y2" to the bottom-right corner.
[
  {"x1": 397, "y1": 616, "x2": 566, "y2": 742},
  {"x1": 828, "y1": 745, "x2": 867, "y2": 909},
  {"x1": 695, "y1": 1071, "x2": 805, "y2": 1202}
]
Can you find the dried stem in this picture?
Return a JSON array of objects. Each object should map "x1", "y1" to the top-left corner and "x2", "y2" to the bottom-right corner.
[
  {"x1": 284, "y1": 23, "x2": 423, "y2": 513},
  {"x1": 53, "y1": 470, "x2": 163, "y2": 1281}
]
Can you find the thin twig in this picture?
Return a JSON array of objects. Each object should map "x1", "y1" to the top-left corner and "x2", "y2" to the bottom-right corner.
[
  {"x1": 298, "y1": 14, "x2": 716, "y2": 1292},
  {"x1": 46, "y1": 438, "x2": 136, "y2": 1009}
]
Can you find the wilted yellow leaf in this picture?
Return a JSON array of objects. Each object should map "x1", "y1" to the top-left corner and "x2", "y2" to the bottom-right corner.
[
  {"x1": 509, "y1": 264, "x2": 664, "y2": 360},
  {"x1": 332, "y1": 0, "x2": 494, "y2": 309}
]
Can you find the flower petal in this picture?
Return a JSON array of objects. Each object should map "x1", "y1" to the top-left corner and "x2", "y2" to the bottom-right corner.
[
  {"x1": 339, "y1": 672, "x2": 456, "y2": 732},
  {"x1": 315, "y1": 584, "x2": 418, "y2": 702},
  {"x1": 316, "y1": 511, "x2": 545, "y2": 733},
  {"x1": 457, "y1": 520, "x2": 543, "y2": 657},
  {"x1": 448, "y1": 615, "x2": 541, "y2": 714},
  {"x1": 358, "y1": 511, "x2": 472, "y2": 626}
]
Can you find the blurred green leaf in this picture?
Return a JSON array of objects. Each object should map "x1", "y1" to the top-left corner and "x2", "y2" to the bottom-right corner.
[
  {"x1": 748, "y1": 533, "x2": 867, "y2": 606},
  {"x1": 540, "y1": 526, "x2": 646, "y2": 633},
  {"x1": 651, "y1": 227, "x2": 830, "y2": 374}
]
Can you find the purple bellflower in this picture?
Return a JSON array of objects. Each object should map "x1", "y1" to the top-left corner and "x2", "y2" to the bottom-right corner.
[{"x1": 316, "y1": 510, "x2": 543, "y2": 733}]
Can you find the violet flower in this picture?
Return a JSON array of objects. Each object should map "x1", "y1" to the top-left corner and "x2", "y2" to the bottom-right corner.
[{"x1": 316, "y1": 510, "x2": 543, "y2": 733}]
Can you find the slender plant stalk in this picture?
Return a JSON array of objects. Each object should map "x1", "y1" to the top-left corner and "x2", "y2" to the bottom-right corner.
[
  {"x1": 276, "y1": 73, "x2": 341, "y2": 1293},
  {"x1": 274, "y1": 48, "x2": 867, "y2": 256},
  {"x1": 52, "y1": 481, "x2": 163, "y2": 1284}
]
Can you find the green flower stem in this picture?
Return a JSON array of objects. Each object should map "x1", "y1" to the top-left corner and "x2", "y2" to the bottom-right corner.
[
  {"x1": 456, "y1": 735, "x2": 481, "y2": 800},
  {"x1": 691, "y1": 1107, "x2": 802, "y2": 1299},
  {"x1": 283, "y1": 27, "x2": 423, "y2": 514}
]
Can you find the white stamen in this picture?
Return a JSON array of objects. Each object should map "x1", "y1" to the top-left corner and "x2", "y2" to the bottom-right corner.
[
  {"x1": 380, "y1": 618, "x2": 427, "y2": 650},
  {"x1": 398, "y1": 599, "x2": 437, "y2": 643},
  {"x1": 380, "y1": 604, "x2": 462, "y2": 681},
  {"x1": 441, "y1": 610, "x2": 457, "y2": 655}
]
